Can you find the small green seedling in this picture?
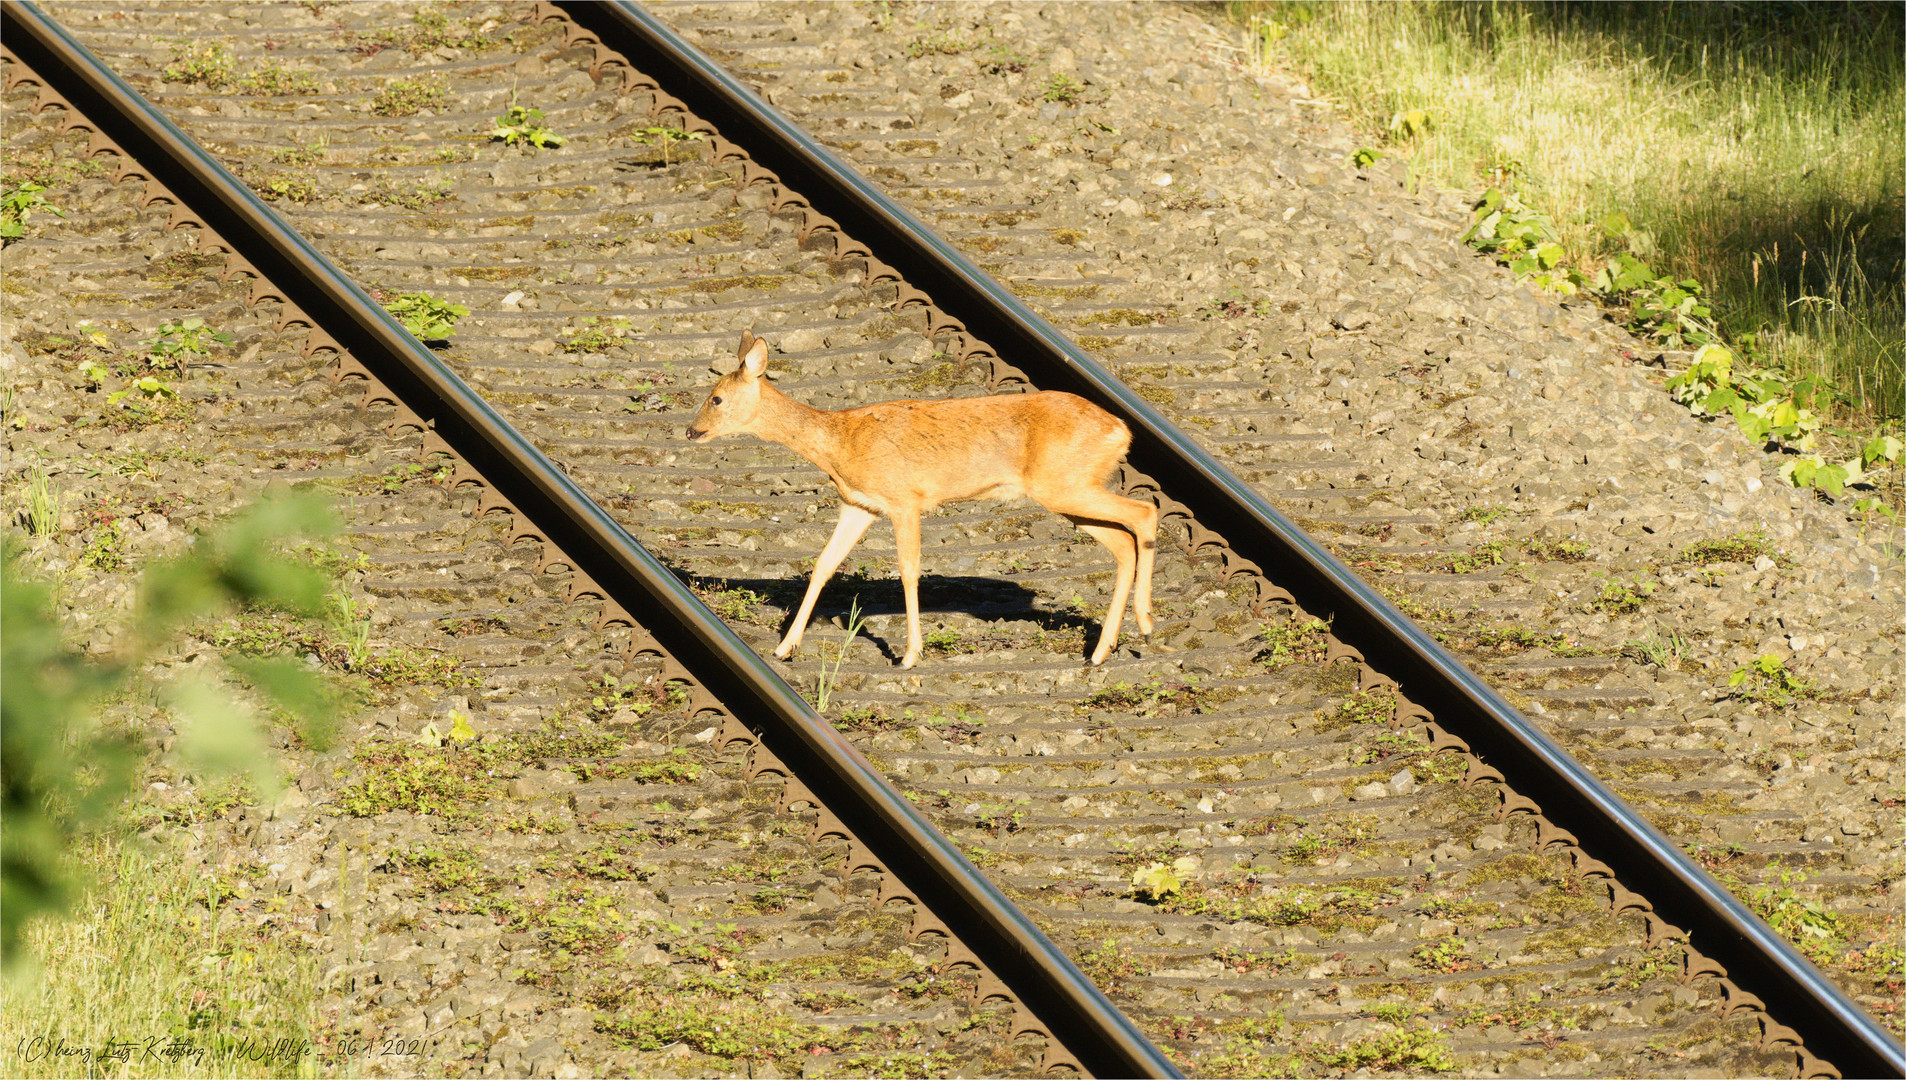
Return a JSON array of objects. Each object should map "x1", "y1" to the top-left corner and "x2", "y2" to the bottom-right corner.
[
  {"x1": 634, "y1": 126, "x2": 706, "y2": 164},
  {"x1": 1042, "y1": 73, "x2": 1085, "y2": 104},
  {"x1": 812, "y1": 597, "x2": 866, "y2": 712},
  {"x1": 106, "y1": 376, "x2": 177, "y2": 409},
  {"x1": 489, "y1": 105, "x2": 566, "y2": 149}
]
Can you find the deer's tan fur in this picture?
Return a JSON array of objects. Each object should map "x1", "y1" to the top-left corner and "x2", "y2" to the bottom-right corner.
[{"x1": 686, "y1": 332, "x2": 1156, "y2": 668}]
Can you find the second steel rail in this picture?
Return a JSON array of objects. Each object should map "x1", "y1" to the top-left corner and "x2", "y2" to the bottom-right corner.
[{"x1": 549, "y1": 3, "x2": 1906, "y2": 1076}]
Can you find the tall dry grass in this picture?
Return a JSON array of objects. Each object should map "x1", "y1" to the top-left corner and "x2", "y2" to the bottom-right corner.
[
  {"x1": 1230, "y1": 0, "x2": 1903, "y2": 423},
  {"x1": 0, "y1": 837, "x2": 326, "y2": 1079}
]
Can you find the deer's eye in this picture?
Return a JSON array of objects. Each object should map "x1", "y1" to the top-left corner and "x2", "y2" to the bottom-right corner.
[{"x1": 710, "y1": 395, "x2": 723, "y2": 406}]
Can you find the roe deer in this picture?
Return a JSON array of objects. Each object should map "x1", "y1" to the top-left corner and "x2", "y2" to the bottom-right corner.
[{"x1": 685, "y1": 331, "x2": 1157, "y2": 668}]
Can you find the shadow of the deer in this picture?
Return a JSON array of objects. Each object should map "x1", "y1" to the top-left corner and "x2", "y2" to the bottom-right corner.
[{"x1": 670, "y1": 568, "x2": 1104, "y2": 665}]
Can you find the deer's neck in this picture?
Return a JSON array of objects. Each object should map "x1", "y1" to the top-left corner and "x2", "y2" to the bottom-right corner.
[{"x1": 750, "y1": 382, "x2": 848, "y2": 473}]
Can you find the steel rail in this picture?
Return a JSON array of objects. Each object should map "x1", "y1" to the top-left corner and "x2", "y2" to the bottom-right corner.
[
  {"x1": 0, "y1": 4, "x2": 1183, "y2": 1076},
  {"x1": 556, "y1": 3, "x2": 1906, "y2": 1075}
]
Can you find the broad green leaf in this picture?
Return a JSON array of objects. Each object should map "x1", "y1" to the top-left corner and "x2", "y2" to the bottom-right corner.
[
  {"x1": 1733, "y1": 404, "x2": 1770, "y2": 442},
  {"x1": 165, "y1": 675, "x2": 280, "y2": 798},
  {"x1": 1131, "y1": 862, "x2": 1183, "y2": 900},
  {"x1": 225, "y1": 653, "x2": 339, "y2": 751},
  {"x1": 1811, "y1": 463, "x2": 1849, "y2": 498}
]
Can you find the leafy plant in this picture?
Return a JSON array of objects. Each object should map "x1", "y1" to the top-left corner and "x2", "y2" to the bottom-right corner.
[
  {"x1": 1444, "y1": 540, "x2": 1505, "y2": 573},
  {"x1": 78, "y1": 522, "x2": 126, "y2": 571},
  {"x1": 1746, "y1": 870, "x2": 1841, "y2": 963},
  {"x1": 416, "y1": 710, "x2": 476, "y2": 748},
  {"x1": 3, "y1": 497, "x2": 337, "y2": 966},
  {"x1": 1727, "y1": 653, "x2": 1814, "y2": 707},
  {"x1": 1, "y1": 182, "x2": 62, "y2": 241},
  {"x1": 1254, "y1": 617, "x2": 1329, "y2": 668},
  {"x1": 1666, "y1": 343, "x2": 1899, "y2": 499},
  {"x1": 141, "y1": 316, "x2": 232, "y2": 371},
  {"x1": 382, "y1": 290, "x2": 468, "y2": 341},
  {"x1": 1387, "y1": 107, "x2": 1433, "y2": 140},
  {"x1": 1623, "y1": 630, "x2": 1686, "y2": 671},
  {"x1": 1524, "y1": 537, "x2": 1589, "y2": 561},
  {"x1": 1625, "y1": 273, "x2": 1721, "y2": 349},
  {"x1": 1680, "y1": 530, "x2": 1777, "y2": 564},
  {"x1": 245, "y1": 169, "x2": 319, "y2": 204},
  {"x1": 903, "y1": 21, "x2": 977, "y2": 58},
  {"x1": 1130, "y1": 857, "x2": 1196, "y2": 902},
  {"x1": 489, "y1": 105, "x2": 566, "y2": 149},
  {"x1": 1410, "y1": 935, "x2": 1477, "y2": 973},
  {"x1": 1460, "y1": 188, "x2": 1581, "y2": 294},
  {"x1": 271, "y1": 137, "x2": 328, "y2": 167}
]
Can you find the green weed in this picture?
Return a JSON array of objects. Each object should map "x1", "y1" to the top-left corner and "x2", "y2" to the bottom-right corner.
[
  {"x1": 380, "y1": 290, "x2": 467, "y2": 340},
  {"x1": 1041, "y1": 73, "x2": 1085, "y2": 103},
  {"x1": 1727, "y1": 653, "x2": 1815, "y2": 708},
  {"x1": 161, "y1": 38, "x2": 234, "y2": 88},
  {"x1": 0, "y1": 182, "x2": 62, "y2": 241},
  {"x1": 489, "y1": 104, "x2": 567, "y2": 149},
  {"x1": 370, "y1": 76, "x2": 445, "y2": 117}
]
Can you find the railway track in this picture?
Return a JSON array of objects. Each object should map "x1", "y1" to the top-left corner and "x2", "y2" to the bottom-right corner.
[{"x1": 4, "y1": 1, "x2": 1899, "y2": 1077}]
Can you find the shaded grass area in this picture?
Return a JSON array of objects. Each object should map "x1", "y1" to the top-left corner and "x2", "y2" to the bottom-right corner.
[
  {"x1": 1228, "y1": 0, "x2": 1903, "y2": 422},
  {"x1": 0, "y1": 837, "x2": 325, "y2": 1079}
]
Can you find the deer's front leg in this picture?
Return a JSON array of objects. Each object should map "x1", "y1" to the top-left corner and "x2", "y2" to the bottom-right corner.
[
  {"x1": 775, "y1": 504, "x2": 877, "y2": 660},
  {"x1": 891, "y1": 510, "x2": 924, "y2": 669}
]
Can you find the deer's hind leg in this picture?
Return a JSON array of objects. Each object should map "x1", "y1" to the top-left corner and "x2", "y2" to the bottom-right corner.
[
  {"x1": 1070, "y1": 519, "x2": 1138, "y2": 665},
  {"x1": 1038, "y1": 485, "x2": 1158, "y2": 665}
]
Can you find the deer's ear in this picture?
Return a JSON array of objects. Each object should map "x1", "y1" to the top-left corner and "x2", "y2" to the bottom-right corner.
[
  {"x1": 736, "y1": 329, "x2": 756, "y2": 361},
  {"x1": 740, "y1": 336, "x2": 770, "y2": 379}
]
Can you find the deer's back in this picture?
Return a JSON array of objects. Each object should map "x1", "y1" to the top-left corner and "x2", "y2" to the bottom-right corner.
[{"x1": 824, "y1": 391, "x2": 1128, "y2": 513}]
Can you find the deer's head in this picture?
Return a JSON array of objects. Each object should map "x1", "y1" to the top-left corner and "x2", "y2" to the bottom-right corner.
[{"x1": 685, "y1": 332, "x2": 770, "y2": 442}]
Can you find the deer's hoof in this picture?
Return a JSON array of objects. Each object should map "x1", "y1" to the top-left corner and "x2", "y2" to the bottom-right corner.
[{"x1": 899, "y1": 653, "x2": 918, "y2": 669}]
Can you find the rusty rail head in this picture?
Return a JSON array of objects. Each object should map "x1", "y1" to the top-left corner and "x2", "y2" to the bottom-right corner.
[
  {"x1": 550, "y1": 2, "x2": 1906, "y2": 1076},
  {"x1": 0, "y1": 3, "x2": 1183, "y2": 1076}
]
